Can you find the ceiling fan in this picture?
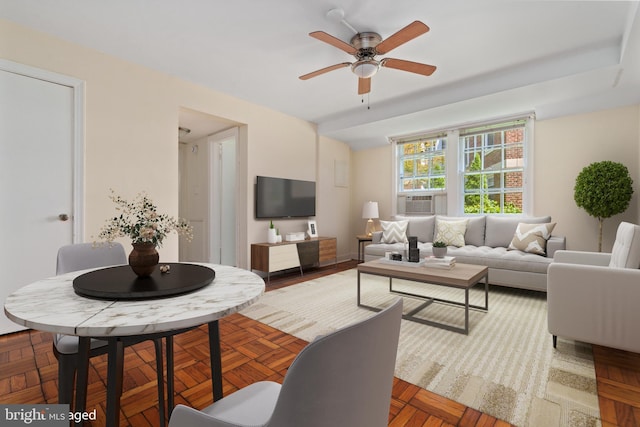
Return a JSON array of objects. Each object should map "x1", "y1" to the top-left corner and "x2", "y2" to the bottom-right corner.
[{"x1": 299, "y1": 10, "x2": 437, "y2": 95}]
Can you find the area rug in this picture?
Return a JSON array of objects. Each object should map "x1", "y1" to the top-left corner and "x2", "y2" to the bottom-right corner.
[{"x1": 240, "y1": 269, "x2": 600, "y2": 427}]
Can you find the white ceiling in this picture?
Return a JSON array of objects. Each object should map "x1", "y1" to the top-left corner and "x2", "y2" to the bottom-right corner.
[{"x1": 3, "y1": 0, "x2": 640, "y2": 149}]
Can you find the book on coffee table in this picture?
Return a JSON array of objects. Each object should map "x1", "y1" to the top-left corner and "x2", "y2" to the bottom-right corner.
[{"x1": 424, "y1": 256, "x2": 456, "y2": 269}]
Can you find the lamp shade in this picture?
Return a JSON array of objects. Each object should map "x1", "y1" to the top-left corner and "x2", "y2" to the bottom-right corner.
[
  {"x1": 352, "y1": 60, "x2": 380, "y2": 78},
  {"x1": 362, "y1": 201, "x2": 379, "y2": 219}
]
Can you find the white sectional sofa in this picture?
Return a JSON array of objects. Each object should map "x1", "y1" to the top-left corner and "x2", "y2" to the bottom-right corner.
[{"x1": 364, "y1": 215, "x2": 565, "y2": 292}]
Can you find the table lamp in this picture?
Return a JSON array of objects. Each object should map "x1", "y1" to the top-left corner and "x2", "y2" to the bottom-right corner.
[{"x1": 362, "y1": 201, "x2": 379, "y2": 237}]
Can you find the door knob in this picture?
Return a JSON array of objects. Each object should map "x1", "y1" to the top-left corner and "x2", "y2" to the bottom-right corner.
[{"x1": 58, "y1": 213, "x2": 70, "y2": 221}]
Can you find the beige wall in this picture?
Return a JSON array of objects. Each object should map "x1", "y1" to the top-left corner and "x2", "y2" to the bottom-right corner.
[
  {"x1": 350, "y1": 145, "x2": 394, "y2": 251},
  {"x1": 535, "y1": 105, "x2": 639, "y2": 251},
  {"x1": 352, "y1": 105, "x2": 640, "y2": 253},
  {"x1": 317, "y1": 136, "x2": 352, "y2": 261},
  {"x1": 1, "y1": 20, "x2": 352, "y2": 266}
]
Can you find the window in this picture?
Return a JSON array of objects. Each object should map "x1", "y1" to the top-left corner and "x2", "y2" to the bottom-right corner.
[
  {"x1": 397, "y1": 136, "x2": 446, "y2": 192},
  {"x1": 461, "y1": 120, "x2": 526, "y2": 214},
  {"x1": 393, "y1": 116, "x2": 531, "y2": 215}
]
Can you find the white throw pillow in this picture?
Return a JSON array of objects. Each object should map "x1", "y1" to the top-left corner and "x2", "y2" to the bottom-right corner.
[
  {"x1": 433, "y1": 218, "x2": 467, "y2": 247},
  {"x1": 380, "y1": 220, "x2": 408, "y2": 244},
  {"x1": 508, "y1": 222, "x2": 556, "y2": 255}
]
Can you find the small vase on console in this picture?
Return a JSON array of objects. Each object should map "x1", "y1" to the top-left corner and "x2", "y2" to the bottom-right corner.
[
  {"x1": 267, "y1": 220, "x2": 277, "y2": 244},
  {"x1": 129, "y1": 242, "x2": 159, "y2": 277}
]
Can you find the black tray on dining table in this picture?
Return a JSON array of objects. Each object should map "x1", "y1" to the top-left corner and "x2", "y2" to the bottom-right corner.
[{"x1": 73, "y1": 263, "x2": 215, "y2": 300}]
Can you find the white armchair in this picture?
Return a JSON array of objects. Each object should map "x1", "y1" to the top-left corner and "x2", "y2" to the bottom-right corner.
[{"x1": 547, "y1": 222, "x2": 640, "y2": 353}]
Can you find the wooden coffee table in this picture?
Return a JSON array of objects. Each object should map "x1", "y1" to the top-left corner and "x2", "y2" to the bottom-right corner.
[{"x1": 357, "y1": 259, "x2": 489, "y2": 334}]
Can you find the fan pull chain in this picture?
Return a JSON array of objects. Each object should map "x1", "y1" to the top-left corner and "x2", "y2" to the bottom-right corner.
[{"x1": 361, "y1": 94, "x2": 371, "y2": 110}]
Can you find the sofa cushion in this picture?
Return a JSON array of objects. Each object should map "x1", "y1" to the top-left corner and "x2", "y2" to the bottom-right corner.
[
  {"x1": 365, "y1": 242, "x2": 406, "y2": 258},
  {"x1": 508, "y1": 222, "x2": 557, "y2": 255},
  {"x1": 393, "y1": 215, "x2": 435, "y2": 243},
  {"x1": 380, "y1": 220, "x2": 408, "y2": 244},
  {"x1": 447, "y1": 245, "x2": 553, "y2": 274},
  {"x1": 609, "y1": 222, "x2": 640, "y2": 268},
  {"x1": 434, "y1": 217, "x2": 467, "y2": 247},
  {"x1": 485, "y1": 216, "x2": 551, "y2": 248}
]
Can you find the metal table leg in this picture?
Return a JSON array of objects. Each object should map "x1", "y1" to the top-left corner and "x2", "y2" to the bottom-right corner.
[
  {"x1": 106, "y1": 339, "x2": 125, "y2": 427},
  {"x1": 208, "y1": 321, "x2": 223, "y2": 401},
  {"x1": 166, "y1": 336, "x2": 175, "y2": 418},
  {"x1": 153, "y1": 339, "x2": 166, "y2": 427},
  {"x1": 73, "y1": 337, "x2": 90, "y2": 426}
]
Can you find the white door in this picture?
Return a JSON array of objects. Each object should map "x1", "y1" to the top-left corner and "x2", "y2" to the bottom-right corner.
[{"x1": 0, "y1": 62, "x2": 82, "y2": 334}]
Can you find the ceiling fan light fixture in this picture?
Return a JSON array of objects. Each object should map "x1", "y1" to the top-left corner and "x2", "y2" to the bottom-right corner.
[{"x1": 352, "y1": 60, "x2": 380, "y2": 78}]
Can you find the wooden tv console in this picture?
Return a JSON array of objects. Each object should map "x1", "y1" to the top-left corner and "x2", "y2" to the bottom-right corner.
[{"x1": 251, "y1": 237, "x2": 337, "y2": 282}]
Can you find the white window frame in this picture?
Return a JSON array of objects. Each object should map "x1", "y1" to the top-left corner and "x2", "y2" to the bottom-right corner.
[
  {"x1": 391, "y1": 114, "x2": 534, "y2": 216},
  {"x1": 395, "y1": 134, "x2": 448, "y2": 194}
]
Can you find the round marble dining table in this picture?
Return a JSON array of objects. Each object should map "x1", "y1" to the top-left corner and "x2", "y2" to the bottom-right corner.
[{"x1": 4, "y1": 262, "x2": 265, "y2": 427}]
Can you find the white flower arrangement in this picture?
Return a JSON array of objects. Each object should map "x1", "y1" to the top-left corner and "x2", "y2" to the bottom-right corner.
[{"x1": 98, "y1": 190, "x2": 193, "y2": 247}]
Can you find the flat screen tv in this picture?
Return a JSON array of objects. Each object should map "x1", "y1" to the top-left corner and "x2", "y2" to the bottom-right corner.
[{"x1": 255, "y1": 176, "x2": 316, "y2": 219}]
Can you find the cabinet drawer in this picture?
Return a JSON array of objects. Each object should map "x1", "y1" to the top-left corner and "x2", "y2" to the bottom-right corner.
[
  {"x1": 269, "y1": 244, "x2": 300, "y2": 272},
  {"x1": 297, "y1": 240, "x2": 319, "y2": 266},
  {"x1": 319, "y1": 238, "x2": 336, "y2": 263}
]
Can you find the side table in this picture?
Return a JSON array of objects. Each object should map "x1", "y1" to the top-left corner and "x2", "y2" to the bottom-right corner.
[{"x1": 356, "y1": 234, "x2": 373, "y2": 263}]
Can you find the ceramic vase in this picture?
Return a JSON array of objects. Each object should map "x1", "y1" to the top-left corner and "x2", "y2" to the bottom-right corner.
[
  {"x1": 129, "y1": 242, "x2": 159, "y2": 277},
  {"x1": 432, "y1": 246, "x2": 447, "y2": 258},
  {"x1": 267, "y1": 228, "x2": 277, "y2": 244}
]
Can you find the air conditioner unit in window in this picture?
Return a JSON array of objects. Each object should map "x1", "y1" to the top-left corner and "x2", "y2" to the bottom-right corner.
[{"x1": 397, "y1": 195, "x2": 433, "y2": 215}]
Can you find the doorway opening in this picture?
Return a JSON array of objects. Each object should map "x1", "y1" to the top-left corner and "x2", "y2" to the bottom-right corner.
[{"x1": 178, "y1": 107, "x2": 246, "y2": 266}]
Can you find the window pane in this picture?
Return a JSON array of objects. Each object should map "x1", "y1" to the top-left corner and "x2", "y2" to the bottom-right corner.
[
  {"x1": 487, "y1": 131, "x2": 503, "y2": 147},
  {"x1": 505, "y1": 145, "x2": 523, "y2": 168},
  {"x1": 432, "y1": 154, "x2": 445, "y2": 166},
  {"x1": 403, "y1": 143, "x2": 416, "y2": 155},
  {"x1": 464, "y1": 194, "x2": 481, "y2": 213},
  {"x1": 506, "y1": 128, "x2": 524, "y2": 144},
  {"x1": 486, "y1": 172, "x2": 501, "y2": 190},
  {"x1": 483, "y1": 149, "x2": 502, "y2": 170},
  {"x1": 504, "y1": 191, "x2": 523, "y2": 213},
  {"x1": 485, "y1": 193, "x2": 501, "y2": 213},
  {"x1": 403, "y1": 159, "x2": 414, "y2": 175},
  {"x1": 431, "y1": 177, "x2": 445, "y2": 189},
  {"x1": 465, "y1": 151, "x2": 482, "y2": 173},
  {"x1": 505, "y1": 171, "x2": 522, "y2": 188},
  {"x1": 416, "y1": 159, "x2": 429, "y2": 176},
  {"x1": 464, "y1": 173, "x2": 482, "y2": 191}
]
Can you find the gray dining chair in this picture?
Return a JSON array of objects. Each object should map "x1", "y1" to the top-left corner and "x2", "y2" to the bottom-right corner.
[
  {"x1": 54, "y1": 242, "x2": 128, "y2": 404},
  {"x1": 168, "y1": 298, "x2": 403, "y2": 427},
  {"x1": 54, "y1": 242, "x2": 169, "y2": 425}
]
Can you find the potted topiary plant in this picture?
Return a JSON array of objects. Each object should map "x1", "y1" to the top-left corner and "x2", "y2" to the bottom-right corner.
[
  {"x1": 574, "y1": 160, "x2": 634, "y2": 252},
  {"x1": 432, "y1": 241, "x2": 447, "y2": 258}
]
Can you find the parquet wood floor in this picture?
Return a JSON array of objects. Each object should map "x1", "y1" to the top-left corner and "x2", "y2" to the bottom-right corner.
[{"x1": 1, "y1": 261, "x2": 638, "y2": 426}]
